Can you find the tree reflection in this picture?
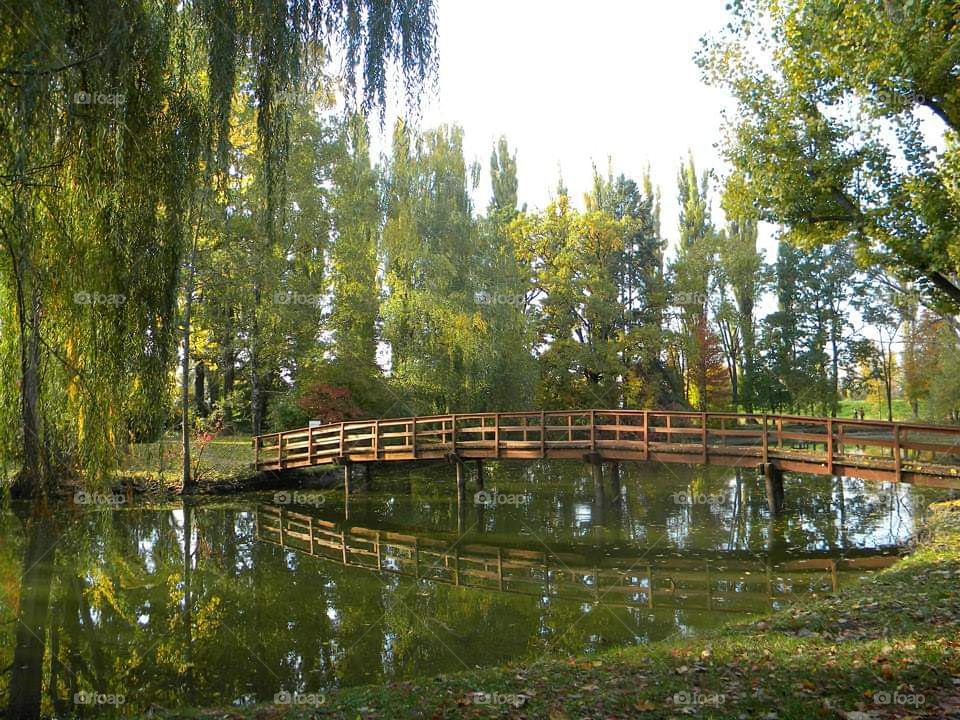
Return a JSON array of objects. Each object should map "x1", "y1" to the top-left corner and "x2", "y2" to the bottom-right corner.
[
  {"x1": 7, "y1": 507, "x2": 57, "y2": 720},
  {"x1": 0, "y1": 463, "x2": 945, "y2": 717}
]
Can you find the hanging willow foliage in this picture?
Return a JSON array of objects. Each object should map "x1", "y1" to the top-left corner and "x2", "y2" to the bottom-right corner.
[{"x1": 0, "y1": 0, "x2": 437, "y2": 493}]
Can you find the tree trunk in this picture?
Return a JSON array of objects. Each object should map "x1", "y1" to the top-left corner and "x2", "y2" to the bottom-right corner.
[
  {"x1": 740, "y1": 298, "x2": 755, "y2": 413},
  {"x1": 20, "y1": 281, "x2": 43, "y2": 488},
  {"x1": 208, "y1": 367, "x2": 220, "y2": 407},
  {"x1": 250, "y1": 283, "x2": 263, "y2": 436},
  {"x1": 729, "y1": 355, "x2": 739, "y2": 409},
  {"x1": 194, "y1": 361, "x2": 207, "y2": 417},
  {"x1": 830, "y1": 320, "x2": 841, "y2": 417},
  {"x1": 4, "y1": 196, "x2": 50, "y2": 496},
  {"x1": 181, "y1": 258, "x2": 196, "y2": 494},
  {"x1": 220, "y1": 335, "x2": 235, "y2": 429},
  {"x1": 250, "y1": 359, "x2": 262, "y2": 437},
  {"x1": 11, "y1": 251, "x2": 46, "y2": 496},
  {"x1": 885, "y1": 348, "x2": 894, "y2": 423},
  {"x1": 250, "y1": 366, "x2": 264, "y2": 435}
]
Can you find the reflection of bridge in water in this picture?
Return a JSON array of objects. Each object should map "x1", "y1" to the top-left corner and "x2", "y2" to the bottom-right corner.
[{"x1": 255, "y1": 504, "x2": 899, "y2": 615}]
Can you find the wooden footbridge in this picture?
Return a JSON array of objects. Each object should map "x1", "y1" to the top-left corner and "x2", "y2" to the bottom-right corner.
[{"x1": 254, "y1": 410, "x2": 960, "y2": 488}]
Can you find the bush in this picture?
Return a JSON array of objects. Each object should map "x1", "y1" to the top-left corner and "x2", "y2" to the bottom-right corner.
[
  {"x1": 266, "y1": 394, "x2": 310, "y2": 431},
  {"x1": 297, "y1": 383, "x2": 364, "y2": 423}
]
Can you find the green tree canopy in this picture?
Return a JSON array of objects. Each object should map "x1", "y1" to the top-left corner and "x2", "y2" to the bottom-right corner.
[{"x1": 698, "y1": 0, "x2": 960, "y2": 312}]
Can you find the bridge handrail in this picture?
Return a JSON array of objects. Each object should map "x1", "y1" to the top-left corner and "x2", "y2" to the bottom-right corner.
[{"x1": 253, "y1": 409, "x2": 960, "y2": 484}]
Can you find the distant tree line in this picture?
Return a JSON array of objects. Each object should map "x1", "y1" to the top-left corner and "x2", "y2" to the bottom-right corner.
[{"x1": 181, "y1": 108, "x2": 960, "y2": 442}]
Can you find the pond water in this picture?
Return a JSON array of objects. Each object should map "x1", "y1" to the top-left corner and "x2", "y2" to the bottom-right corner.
[{"x1": 1, "y1": 461, "x2": 951, "y2": 716}]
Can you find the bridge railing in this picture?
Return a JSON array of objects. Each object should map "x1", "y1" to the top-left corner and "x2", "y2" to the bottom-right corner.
[{"x1": 253, "y1": 409, "x2": 960, "y2": 485}]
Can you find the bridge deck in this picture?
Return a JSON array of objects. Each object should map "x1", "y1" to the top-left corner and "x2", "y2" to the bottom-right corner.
[{"x1": 253, "y1": 410, "x2": 960, "y2": 488}]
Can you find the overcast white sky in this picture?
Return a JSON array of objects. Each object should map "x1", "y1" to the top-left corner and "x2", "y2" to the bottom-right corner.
[{"x1": 372, "y1": 0, "x2": 759, "y2": 257}]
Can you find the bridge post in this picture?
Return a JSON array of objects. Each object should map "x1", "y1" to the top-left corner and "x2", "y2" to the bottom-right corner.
[
  {"x1": 642, "y1": 410, "x2": 649, "y2": 460},
  {"x1": 476, "y1": 460, "x2": 484, "y2": 489},
  {"x1": 762, "y1": 462, "x2": 784, "y2": 516},
  {"x1": 762, "y1": 414, "x2": 769, "y2": 464},
  {"x1": 343, "y1": 462, "x2": 353, "y2": 494},
  {"x1": 893, "y1": 423, "x2": 902, "y2": 482},
  {"x1": 411, "y1": 417, "x2": 417, "y2": 458},
  {"x1": 826, "y1": 418, "x2": 834, "y2": 475},
  {"x1": 457, "y1": 484, "x2": 467, "y2": 535},
  {"x1": 540, "y1": 410, "x2": 546, "y2": 457},
  {"x1": 701, "y1": 412, "x2": 707, "y2": 464}
]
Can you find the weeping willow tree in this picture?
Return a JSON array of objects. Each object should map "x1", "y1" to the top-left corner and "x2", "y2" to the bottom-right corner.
[{"x1": 0, "y1": 0, "x2": 437, "y2": 496}]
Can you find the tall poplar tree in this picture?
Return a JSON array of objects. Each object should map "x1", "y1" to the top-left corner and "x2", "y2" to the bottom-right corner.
[
  {"x1": 670, "y1": 155, "x2": 719, "y2": 410},
  {"x1": 381, "y1": 122, "x2": 487, "y2": 413}
]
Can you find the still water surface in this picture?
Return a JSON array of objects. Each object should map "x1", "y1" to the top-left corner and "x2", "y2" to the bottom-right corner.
[{"x1": 0, "y1": 461, "x2": 947, "y2": 716}]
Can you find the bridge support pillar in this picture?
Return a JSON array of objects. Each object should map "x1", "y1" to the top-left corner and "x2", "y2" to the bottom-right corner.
[
  {"x1": 585, "y1": 454, "x2": 603, "y2": 480},
  {"x1": 476, "y1": 460, "x2": 484, "y2": 489},
  {"x1": 456, "y1": 461, "x2": 466, "y2": 496},
  {"x1": 361, "y1": 463, "x2": 373, "y2": 490},
  {"x1": 607, "y1": 462, "x2": 621, "y2": 499},
  {"x1": 343, "y1": 462, "x2": 353, "y2": 494},
  {"x1": 586, "y1": 455, "x2": 605, "y2": 511},
  {"x1": 761, "y1": 463, "x2": 784, "y2": 516}
]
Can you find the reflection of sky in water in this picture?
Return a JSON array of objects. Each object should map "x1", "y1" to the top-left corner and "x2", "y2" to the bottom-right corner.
[
  {"x1": 573, "y1": 502, "x2": 593, "y2": 530},
  {"x1": 794, "y1": 479, "x2": 923, "y2": 551}
]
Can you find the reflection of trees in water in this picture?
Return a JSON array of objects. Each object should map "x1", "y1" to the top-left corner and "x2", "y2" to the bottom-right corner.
[
  {"x1": 0, "y1": 506, "x2": 743, "y2": 716},
  {"x1": 7, "y1": 509, "x2": 57, "y2": 720},
  {"x1": 454, "y1": 461, "x2": 930, "y2": 557},
  {"x1": 784, "y1": 476, "x2": 929, "y2": 554},
  {"x1": 0, "y1": 463, "x2": 936, "y2": 717}
]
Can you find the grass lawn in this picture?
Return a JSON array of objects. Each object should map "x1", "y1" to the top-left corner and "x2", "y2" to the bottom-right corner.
[
  {"x1": 162, "y1": 501, "x2": 960, "y2": 719},
  {"x1": 837, "y1": 398, "x2": 920, "y2": 423},
  {"x1": 118, "y1": 434, "x2": 258, "y2": 490}
]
